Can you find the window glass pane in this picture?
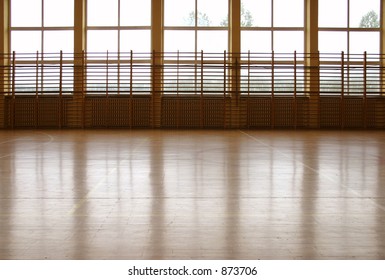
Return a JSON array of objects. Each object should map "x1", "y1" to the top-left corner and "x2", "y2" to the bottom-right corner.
[
  {"x1": 319, "y1": 31, "x2": 347, "y2": 53},
  {"x1": 241, "y1": 31, "x2": 271, "y2": 53},
  {"x1": 87, "y1": 30, "x2": 118, "y2": 52},
  {"x1": 164, "y1": 31, "x2": 195, "y2": 52},
  {"x1": 242, "y1": 0, "x2": 271, "y2": 27},
  {"x1": 274, "y1": 31, "x2": 303, "y2": 53},
  {"x1": 44, "y1": 31, "x2": 74, "y2": 53},
  {"x1": 120, "y1": 0, "x2": 151, "y2": 26},
  {"x1": 198, "y1": 0, "x2": 228, "y2": 26},
  {"x1": 11, "y1": 31, "x2": 42, "y2": 53},
  {"x1": 198, "y1": 31, "x2": 228, "y2": 52},
  {"x1": 164, "y1": 0, "x2": 195, "y2": 26},
  {"x1": 120, "y1": 30, "x2": 151, "y2": 53},
  {"x1": 320, "y1": 66, "x2": 342, "y2": 94},
  {"x1": 319, "y1": 0, "x2": 347, "y2": 27},
  {"x1": 42, "y1": 64, "x2": 74, "y2": 94},
  {"x1": 87, "y1": 64, "x2": 109, "y2": 93},
  {"x1": 274, "y1": 0, "x2": 303, "y2": 27},
  {"x1": 14, "y1": 64, "x2": 41, "y2": 94},
  {"x1": 11, "y1": 0, "x2": 42, "y2": 27},
  {"x1": 88, "y1": 0, "x2": 118, "y2": 26},
  {"x1": 350, "y1": 0, "x2": 380, "y2": 28},
  {"x1": 350, "y1": 32, "x2": 379, "y2": 54},
  {"x1": 44, "y1": 0, "x2": 74, "y2": 27},
  {"x1": 164, "y1": 65, "x2": 198, "y2": 94}
]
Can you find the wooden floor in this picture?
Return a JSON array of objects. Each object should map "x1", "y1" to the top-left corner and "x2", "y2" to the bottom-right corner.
[{"x1": 0, "y1": 129, "x2": 385, "y2": 260}]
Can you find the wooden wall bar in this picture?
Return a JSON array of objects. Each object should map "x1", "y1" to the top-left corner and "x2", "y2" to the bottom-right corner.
[
  {"x1": 1, "y1": 50, "x2": 385, "y2": 129},
  {"x1": 1, "y1": 0, "x2": 385, "y2": 129}
]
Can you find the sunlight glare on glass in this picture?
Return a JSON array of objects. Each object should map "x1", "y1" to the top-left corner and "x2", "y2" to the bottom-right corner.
[
  {"x1": 120, "y1": 30, "x2": 151, "y2": 53},
  {"x1": 241, "y1": 0, "x2": 271, "y2": 27},
  {"x1": 164, "y1": 31, "x2": 195, "y2": 52},
  {"x1": 241, "y1": 31, "x2": 271, "y2": 53},
  {"x1": 120, "y1": 0, "x2": 151, "y2": 26},
  {"x1": 88, "y1": 31, "x2": 118, "y2": 52},
  {"x1": 44, "y1": 0, "x2": 74, "y2": 27},
  {"x1": 198, "y1": 31, "x2": 228, "y2": 52},
  {"x1": 198, "y1": 0, "x2": 228, "y2": 26},
  {"x1": 88, "y1": 0, "x2": 118, "y2": 26},
  {"x1": 11, "y1": 0, "x2": 41, "y2": 27},
  {"x1": 274, "y1": 0, "x2": 303, "y2": 27},
  {"x1": 350, "y1": 32, "x2": 379, "y2": 54},
  {"x1": 164, "y1": 0, "x2": 195, "y2": 26},
  {"x1": 11, "y1": 31, "x2": 41, "y2": 53},
  {"x1": 319, "y1": 0, "x2": 347, "y2": 27},
  {"x1": 274, "y1": 31, "x2": 304, "y2": 53},
  {"x1": 350, "y1": 0, "x2": 380, "y2": 28},
  {"x1": 319, "y1": 31, "x2": 347, "y2": 53},
  {"x1": 44, "y1": 31, "x2": 74, "y2": 53}
]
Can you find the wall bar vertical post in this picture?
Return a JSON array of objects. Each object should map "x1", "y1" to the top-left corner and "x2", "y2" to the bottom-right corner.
[
  {"x1": 247, "y1": 51, "x2": 250, "y2": 128},
  {"x1": 130, "y1": 50, "x2": 133, "y2": 128},
  {"x1": 35, "y1": 51, "x2": 39, "y2": 128},
  {"x1": 59, "y1": 50, "x2": 63, "y2": 128},
  {"x1": 294, "y1": 51, "x2": 297, "y2": 129},
  {"x1": 11, "y1": 51, "x2": 15, "y2": 128},
  {"x1": 223, "y1": 50, "x2": 227, "y2": 128},
  {"x1": 200, "y1": 50, "x2": 204, "y2": 128},
  {"x1": 106, "y1": 50, "x2": 110, "y2": 127},
  {"x1": 82, "y1": 50, "x2": 86, "y2": 128},
  {"x1": 341, "y1": 51, "x2": 345, "y2": 128},
  {"x1": 177, "y1": 50, "x2": 180, "y2": 128},
  {"x1": 363, "y1": 51, "x2": 367, "y2": 128},
  {"x1": 271, "y1": 51, "x2": 275, "y2": 128},
  {"x1": 380, "y1": 0, "x2": 385, "y2": 96}
]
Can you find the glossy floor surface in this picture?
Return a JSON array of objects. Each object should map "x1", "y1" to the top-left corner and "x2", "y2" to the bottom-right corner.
[{"x1": 0, "y1": 129, "x2": 385, "y2": 260}]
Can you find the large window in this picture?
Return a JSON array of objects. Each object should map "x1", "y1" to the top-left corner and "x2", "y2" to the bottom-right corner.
[
  {"x1": 240, "y1": 0, "x2": 305, "y2": 96},
  {"x1": 241, "y1": 0, "x2": 304, "y2": 53},
  {"x1": 11, "y1": 0, "x2": 74, "y2": 53},
  {"x1": 319, "y1": 0, "x2": 380, "y2": 54},
  {"x1": 163, "y1": 0, "x2": 229, "y2": 95},
  {"x1": 6, "y1": 0, "x2": 383, "y2": 97},
  {"x1": 10, "y1": 0, "x2": 74, "y2": 95},
  {"x1": 164, "y1": 0, "x2": 229, "y2": 53},
  {"x1": 319, "y1": 0, "x2": 381, "y2": 96},
  {"x1": 87, "y1": 0, "x2": 151, "y2": 53},
  {"x1": 86, "y1": 0, "x2": 152, "y2": 94}
]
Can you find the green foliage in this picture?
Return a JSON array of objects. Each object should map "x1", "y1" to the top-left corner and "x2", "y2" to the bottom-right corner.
[
  {"x1": 221, "y1": 3, "x2": 254, "y2": 27},
  {"x1": 241, "y1": 6, "x2": 254, "y2": 27},
  {"x1": 185, "y1": 11, "x2": 211, "y2": 26},
  {"x1": 359, "y1": 10, "x2": 380, "y2": 28}
]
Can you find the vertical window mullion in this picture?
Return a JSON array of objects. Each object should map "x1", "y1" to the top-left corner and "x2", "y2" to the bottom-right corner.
[
  {"x1": 118, "y1": 0, "x2": 120, "y2": 53},
  {"x1": 41, "y1": 0, "x2": 44, "y2": 95},
  {"x1": 195, "y1": 0, "x2": 198, "y2": 53},
  {"x1": 41, "y1": 0, "x2": 44, "y2": 53},
  {"x1": 271, "y1": 0, "x2": 274, "y2": 51},
  {"x1": 347, "y1": 0, "x2": 350, "y2": 55}
]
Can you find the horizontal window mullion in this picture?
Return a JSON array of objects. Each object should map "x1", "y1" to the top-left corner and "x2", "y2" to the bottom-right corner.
[
  {"x1": 319, "y1": 28, "x2": 380, "y2": 32},
  {"x1": 241, "y1": 27, "x2": 304, "y2": 31},
  {"x1": 11, "y1": 27, "x2": 74, "y2": 31},
  {"x1": 87, "y1": 26, "x2": 151, "y2": 30},
  {"x1": 164, "y1": 26, "x2": 228, "y2": 31}
]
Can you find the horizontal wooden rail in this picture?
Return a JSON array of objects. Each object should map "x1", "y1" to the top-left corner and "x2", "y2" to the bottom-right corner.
[
  {"x1": 0, "y1": 51, "x2": 384, "y2": 97},
  {"x1": 1, "y1": 51, "x2": 385, "y2": 129}
]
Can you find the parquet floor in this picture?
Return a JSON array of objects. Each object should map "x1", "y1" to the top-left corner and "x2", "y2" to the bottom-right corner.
[{"x1": 1, "y1": 129, "x2": 384, "y2": 259}]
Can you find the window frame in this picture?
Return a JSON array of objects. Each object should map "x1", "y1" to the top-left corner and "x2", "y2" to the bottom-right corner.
[
  {"x1": 318, "y1": 0, "x2": 381, "y2": 96},
  {"x1": 85, "y1": 0, "x2": 152, "y2": 95}
]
